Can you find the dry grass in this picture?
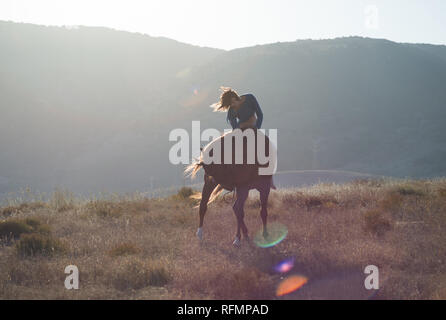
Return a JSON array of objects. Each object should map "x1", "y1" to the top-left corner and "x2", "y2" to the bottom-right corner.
[
  {"x1": 1, "y1": 178, "x2": 446, "y2": 299},
  {"x1": 108, "y1": 242, "x2": 141, "y2": 257}
]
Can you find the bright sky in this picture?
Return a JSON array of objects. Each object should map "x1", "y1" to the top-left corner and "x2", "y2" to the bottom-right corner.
[{"x1": 0, "y1": 0, "x2": 445, "y2": 50}]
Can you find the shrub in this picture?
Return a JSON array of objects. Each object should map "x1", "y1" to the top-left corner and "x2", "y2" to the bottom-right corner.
[
  {"x1": 304, "y1": 194, "x2": 338, "y2": 211},
  {"x1": 169, "y1": 187, "x2": 200, "y2": 205},
  {"x1": 148, "y1": 265, "x2": 171, "y2": 287},
  {"x1": 0, "y1": 206, "x2": 19, "y2": 217},
  {"x1": 0, "y1": 202, "x2": 47, "y2": 217},
  {"x1": 363, "y1": 209, "x2": 392, "y2": 236},
  {"x1": 24, "y1": 217, "x2": 51, "y2": 235},
  {"x1": 0, "y1": 217, "x2": 51, "y2": 242},
  {"x1": 394, "y1": 184, "x2": 425, "y2": 197},
  {"x1": 0, "y1": 221, "x2": 32, "y2": 240},
  {"x1": 16, "y1": 233, "x2": 65, "y2": 257},
  {"x1": 304, "y1": 196, "x2": 323, "y2": 210},
  {"x1": 176, "y1": 187, "x2": 194, "y2": 199},
  {"x1": 26, "y1": 202, "x2": 48, "y2": 210}
]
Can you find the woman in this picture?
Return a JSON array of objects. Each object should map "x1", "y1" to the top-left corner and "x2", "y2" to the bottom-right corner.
[
  {"x1": 211, "y1": 87, "x2": 263, "y2": 130},
  {"x1": 211, "y1": 87, "x2": 276, "y2": 189}
]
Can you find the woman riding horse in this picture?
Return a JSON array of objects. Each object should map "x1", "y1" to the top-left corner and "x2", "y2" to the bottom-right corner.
[
  {"x1": 186, "y1": 87, "x2": 276, "y2": 246},
  {"x1": 212, "y1": 87, "x2": 276, "y2": 189}
]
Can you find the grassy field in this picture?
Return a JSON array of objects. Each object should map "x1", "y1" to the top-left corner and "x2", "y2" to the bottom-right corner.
[{"x1": 1, "y1": 177, "x2": 446, "y2": 299}]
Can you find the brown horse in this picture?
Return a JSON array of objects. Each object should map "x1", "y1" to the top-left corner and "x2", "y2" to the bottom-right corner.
[{"x1": 185, "y1": 128, "x2": 276, "y2": 246}]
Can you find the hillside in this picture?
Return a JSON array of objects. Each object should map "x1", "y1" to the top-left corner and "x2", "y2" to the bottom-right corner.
[
  {"x1": 1, "y1": 21, "x2": 446, "y2": 198},
  {"x1": 0, "y1": 21, "x2": 225, "y2": 196},
  {"x1": 1, "y1": 178, "x2": 446, "y2": 299},
  {"x1": 182, "y1": 37, "x2": 446, "y2": 177}
]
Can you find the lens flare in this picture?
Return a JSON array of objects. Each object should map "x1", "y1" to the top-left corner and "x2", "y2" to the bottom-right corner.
[
  {"x1": 253, "y1": 222, "x2": 288, "y2": 248},
  {"x1": 274, "y1": 257, "x2": 295, "y2": 273},
  {"x1": 276, "y1": 275, "x2": 308, "y2": 297}
]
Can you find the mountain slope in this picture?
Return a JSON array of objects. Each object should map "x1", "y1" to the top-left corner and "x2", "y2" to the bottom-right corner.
[
  {"x1": 178, "y1": 36, "x2": 446, "y2": 177},
  {"x1": 1, "y1": 21, "x2": 446, "y2": 197}
]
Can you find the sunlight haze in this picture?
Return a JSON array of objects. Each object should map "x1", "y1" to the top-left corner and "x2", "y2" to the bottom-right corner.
[{"x1": 0, "y1": 0, "x2": 445, "y2": 50}]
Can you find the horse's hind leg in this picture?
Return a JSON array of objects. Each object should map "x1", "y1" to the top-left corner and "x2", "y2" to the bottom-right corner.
[
  {"x1": 259, "y1": 179, "x2": 271, "y2": 239},
  {"x1": 232, "y1": 186, "x2": 249, "y2": 245}
]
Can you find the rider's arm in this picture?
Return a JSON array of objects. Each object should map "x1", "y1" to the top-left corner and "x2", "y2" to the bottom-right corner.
[
  {"x1": 227, "y1": 108, "x2": 239, "y2": 129},
  {"x1": 251, "y1": 95, "x2": 263, "y2": 129}
]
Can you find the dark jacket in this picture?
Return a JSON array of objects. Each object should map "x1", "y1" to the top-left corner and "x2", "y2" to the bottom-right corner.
[{"x1": 227, "y1": 94, "x2": 263, "y2": 129}]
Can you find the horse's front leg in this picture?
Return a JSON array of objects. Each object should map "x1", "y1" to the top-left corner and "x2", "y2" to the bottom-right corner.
[
  {"x1": 197, "y1": 174, "x2": 218, "y2": 240},
  {"x1": 260, "y1": 205, "x2": 268, "y2": 239},
  {"x1": 260, "y1": 180, "x2": 271, "y2": 239},
  {"x1": 240, "y1": 211, "x2": 249, "y2": 241},
  {"x1": 232, "y1": 214, "x2": 249, "y2": 247},
  {"x1": 233, "y1": 215, "x2": 242, "y2": 246}
]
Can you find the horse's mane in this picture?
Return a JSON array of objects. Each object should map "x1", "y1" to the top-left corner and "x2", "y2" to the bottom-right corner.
[{"x1": 184, "y1": 131, "x2": 232, "y2": 179}]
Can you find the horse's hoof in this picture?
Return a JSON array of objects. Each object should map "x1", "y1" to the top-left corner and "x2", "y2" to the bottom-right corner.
[
  {"x1": 232, "y1": 237, "x2": 241, "y2": 247},
  {"x1": 196, "y1": 227, "x2": 203, "y2": 241}
]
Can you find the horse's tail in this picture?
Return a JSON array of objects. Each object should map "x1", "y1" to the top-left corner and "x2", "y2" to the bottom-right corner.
[
  {"x1": 191, "y1": 183, "x2": 224, "y2": 208},
  {"x1": 184, "y1": 157, "x2": 203, "y2": 179},
  {"x1": 208, "y1": 184, "x2": 224, "y2": 205}
]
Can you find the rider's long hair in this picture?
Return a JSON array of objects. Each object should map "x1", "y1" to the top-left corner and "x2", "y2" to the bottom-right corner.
[{"x1": 210, "y1": 86, "x2": 240, "y2": 112}]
